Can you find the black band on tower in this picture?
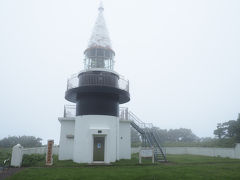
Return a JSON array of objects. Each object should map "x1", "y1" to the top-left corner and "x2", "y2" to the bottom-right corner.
[{"x1": 76, "y1": 93, "x2": 119, "y2": 116}]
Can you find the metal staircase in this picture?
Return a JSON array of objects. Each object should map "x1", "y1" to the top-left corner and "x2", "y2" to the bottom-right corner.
[{"x1": 119, "y1": 108, "x2": 167, "y2": 162}]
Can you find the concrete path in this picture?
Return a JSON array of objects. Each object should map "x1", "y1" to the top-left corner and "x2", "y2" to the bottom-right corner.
[{"x1": 0, "y1": 168, "x2": 24, "y2": 180}]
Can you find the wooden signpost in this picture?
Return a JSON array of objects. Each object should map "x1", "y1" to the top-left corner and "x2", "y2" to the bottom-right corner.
[{"x1": 46, "y1": 140, "x2": 54, "y2": 166}]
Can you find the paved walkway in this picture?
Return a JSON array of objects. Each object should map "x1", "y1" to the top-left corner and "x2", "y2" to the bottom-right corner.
[{"x1": 0, "y1": 168, "x2": 24, "y2": 180}]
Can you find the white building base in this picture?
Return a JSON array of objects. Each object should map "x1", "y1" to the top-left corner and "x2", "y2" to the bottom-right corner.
[
  {"x1": 73, "y1": 115, "x2": 119, "y2": 164},
  {"x1": 58, "y1": 115, "x2": 131, "y2": 163}
]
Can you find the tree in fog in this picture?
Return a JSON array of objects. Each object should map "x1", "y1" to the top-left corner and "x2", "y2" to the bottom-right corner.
[
  {"x1": 0, "y1": 136, "x2": 42, "y2": 148},
  {"x1": 214, "y1": 114, "x2": 240, "y2": 142},
  {"x1": 131, "y1": 126, "x2": 199, "y2": 146},
  {"x1": 131, "y1": 128, "x2": 141, "y2": 146},
  {"x1": 166, "y1": 128, "x2": 199, "y2": 142}
]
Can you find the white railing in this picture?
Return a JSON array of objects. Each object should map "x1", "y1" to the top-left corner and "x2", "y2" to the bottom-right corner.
[
  {"x1": 64, "y1": 106, "x2": 152, "y2": 130},
  {"x1": 64, "y1": 105, "x2": 131, "y2": 119},
  {"x1": 119, "y1": 107, "x2": 153, "y2": 129},
  {"x1": 67, "y1": 74, "x2": 79, "y2": 90},
  {"x1": 66, "y1": 72, "x2": 129, "y2": 92},
  {"x1": 64, "y1": 105, "x2": 76, "y2": 118}
]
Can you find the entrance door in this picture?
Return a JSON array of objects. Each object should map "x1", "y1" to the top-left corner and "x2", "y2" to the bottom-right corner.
[{"x1": 93, "y1": 136, "x2": 105, "y2": 162}]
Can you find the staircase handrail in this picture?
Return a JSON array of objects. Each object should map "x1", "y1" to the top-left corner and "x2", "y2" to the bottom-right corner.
[{"x1": 128, "y1": 111, "x2": 153, "y2": 129}]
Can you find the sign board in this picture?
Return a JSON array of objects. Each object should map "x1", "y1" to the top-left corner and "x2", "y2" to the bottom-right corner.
[
  {"x1": 140, "y1": 149, "x2": 153, "y2": 157},
  {"x1": 139, "y1": 148, "x2": 154, "y2": 164},
  {"x1": 46, "y1": 140, "x2": 54, "y2": 166}
]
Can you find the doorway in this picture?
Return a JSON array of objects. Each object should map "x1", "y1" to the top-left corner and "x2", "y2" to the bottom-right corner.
[{"x1": 93, "y1": 136, "x2": 105, "y2": 162}]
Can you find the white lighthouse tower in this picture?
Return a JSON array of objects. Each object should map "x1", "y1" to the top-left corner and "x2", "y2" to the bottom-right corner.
[{"x1": 58, "y1": 3, "x2": 131, "y2": 164}]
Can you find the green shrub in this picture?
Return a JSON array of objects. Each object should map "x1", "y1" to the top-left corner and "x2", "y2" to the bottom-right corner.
[
  {"x1": 0, "y1": 148, "x2": 11, "y2": 162},
  {"x1": 22, "y1": 154, "x2": 45, "y2": 167}
]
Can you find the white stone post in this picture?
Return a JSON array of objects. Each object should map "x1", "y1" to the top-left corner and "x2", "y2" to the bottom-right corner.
[
  {"x1": 10, "y1": 144, "x2": 23, "y2": 167},
  {"x1": 139, "y1": 148, "x2": 141, "y2": 164},
  {"x1": 235, "y1": 143, "x2": 240, "y2": 159},
  {"x1": 152, "y1": 148, "x2": 154, "y2": 164}
]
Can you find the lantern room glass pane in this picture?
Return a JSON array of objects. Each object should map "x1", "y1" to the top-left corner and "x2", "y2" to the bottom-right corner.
[{"x1": 84, "y1": 48, "x2": 115, "y2": 70}]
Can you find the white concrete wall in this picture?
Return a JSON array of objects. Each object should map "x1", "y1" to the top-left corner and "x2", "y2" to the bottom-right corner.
[
  {"x1": 58, "y1": 117, "x2": 75, "y2": 160},
  {"x1": 22, "y1": 146, "x2": 59, "y2": 155},
  {"x1": 119, "y1": 120, "x2": 131, "y2": 159},
  {"x1": 73, "y1": 115, "x2": 119, "y2": 164},
  {"x1": 20, "y1": 145, "x2": 240, "y2": 160},
  {"x1": 131, "y1": 144, "x2": 240, "y2": 159},
  {"x1": 131, "y1": 147, "x2": 141, "y2": 154},
  {"x1": 11, "y1": 145, "x2": 58, "y2": 167},
  {"x1": 166, "y1": 147, "x2": 237, "y2": 158}
]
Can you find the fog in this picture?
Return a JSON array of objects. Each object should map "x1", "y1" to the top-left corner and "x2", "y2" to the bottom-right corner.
[{"x1": 0, "y1": 0, "x2": 240, "y2": 144}]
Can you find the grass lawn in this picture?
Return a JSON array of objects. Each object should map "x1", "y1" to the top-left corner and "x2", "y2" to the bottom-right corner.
[{"x1": 5, "y1": 154, "x2": 240, "y2": 180}]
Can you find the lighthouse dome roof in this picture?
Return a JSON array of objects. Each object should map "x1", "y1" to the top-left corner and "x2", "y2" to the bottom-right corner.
[{"x1": 88, "y1": 2, "x2": 112, "y2": 49}]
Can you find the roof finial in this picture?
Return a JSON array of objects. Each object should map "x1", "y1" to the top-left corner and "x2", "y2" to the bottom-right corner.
[{"x1": 98, "y1": 1, "x2": 104, "y2": 12}]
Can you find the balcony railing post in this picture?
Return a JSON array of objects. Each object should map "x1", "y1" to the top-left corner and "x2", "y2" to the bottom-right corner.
[
  {"x1": 67, "y1": 79, "x2": 69, "y2": 91},
  {"x1": 125, "y1": 108, "x2": 128, "y2": 120},
  {"x1": 64, "y1": 105, "x2": 66, "y2": 117}
]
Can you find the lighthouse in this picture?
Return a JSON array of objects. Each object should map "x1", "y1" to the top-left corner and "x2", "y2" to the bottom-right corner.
[{"x1": 58, "y1": 3, "x2": 131, "y2": 164}]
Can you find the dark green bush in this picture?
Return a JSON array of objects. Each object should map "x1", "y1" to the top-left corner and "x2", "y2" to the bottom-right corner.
[
  {"x1": 22, "y1": 154, "x2": 45, "y2": 167},
  {"x1": 0, "y1": 148, "x2": 11, "y2": 162}
]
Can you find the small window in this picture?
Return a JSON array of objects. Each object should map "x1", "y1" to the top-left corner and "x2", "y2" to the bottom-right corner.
[
  {"x1": 105, "y1": 50, "x2": 110, "y2": 58},
  {"x1": 66, "y1": 135, "x2": 74, "y2": 139}
]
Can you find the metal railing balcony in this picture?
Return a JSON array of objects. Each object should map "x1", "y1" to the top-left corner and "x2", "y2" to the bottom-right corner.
[
  {"x1": 63, "y1": 105, "x2": 76, "y2": 118},
  {"x1": 66, "y1": 71, "x2": 129, "y2": 92},
  {"x1": 63, "y1": 105, "x2": 132, "y2": 119},
  {"x1": 119, "y1": 107, "x2": 153, "y2": 129},
  {"x1": 63, "y1": 106, "x2": 151, "y2": 130}
]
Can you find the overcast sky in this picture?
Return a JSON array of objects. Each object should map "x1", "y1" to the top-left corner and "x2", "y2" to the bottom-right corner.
[{"x1": 0, "y1": 0, "x2": 240, "y2": 144}]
